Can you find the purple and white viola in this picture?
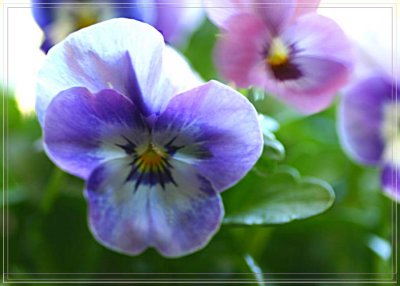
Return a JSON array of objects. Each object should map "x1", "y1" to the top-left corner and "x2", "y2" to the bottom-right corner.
[
  {"x1": 338, "y1": 75, "x2": 399, "y2": 202},
  {"x1": 36, "y1": 19, "x2": 263, "y2": 256},
  {"x1": 205, "y1": 0, "x2": 353, "y2": 114}
]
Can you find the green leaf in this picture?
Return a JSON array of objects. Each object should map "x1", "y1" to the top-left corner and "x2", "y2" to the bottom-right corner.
[{"x1": 223, "y1": 168, "x2": 335, "y2": 225}]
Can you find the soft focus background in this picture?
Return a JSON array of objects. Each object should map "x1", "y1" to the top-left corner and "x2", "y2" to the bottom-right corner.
[{"x1": 1, "y1": 0, "x2": 399, "y2": 284}]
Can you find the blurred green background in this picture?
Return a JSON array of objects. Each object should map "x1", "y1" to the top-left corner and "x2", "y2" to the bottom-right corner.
[{"x1": 3, "y1": 19, "x2": 398, "y2": 285}]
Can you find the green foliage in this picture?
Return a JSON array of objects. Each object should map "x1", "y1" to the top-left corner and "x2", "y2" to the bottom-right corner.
[
  {"x1": 223, "y1": 168, "x2": 335, "y2": 225},
  {"x1": 3, "y1": 19, "x2": 397, "y2": 282}
]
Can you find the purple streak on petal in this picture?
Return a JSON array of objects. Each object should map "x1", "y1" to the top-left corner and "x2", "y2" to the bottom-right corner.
[
  {"x1": 338, "y1": 76, "x2": 391, "y2": 165},
  {"x1": 44, "y1": 87, "x2": 147, "y2": 179},
  {"x1": 215, "y1": 12, "x2": 270, "y2": 88},
  {"x1": 85, "y1": 157, "x2": 152, "y2": 255},
  {"x1": 381, "y1": 164, "x2": 400, "y2": 202},
  {"x1": 36, "y1": 19, "x2": 173, "y2": 125},
  {"x1": 85, "y1": 157, "x2": 223, "y2": 257},
  {"x1": 153, "y1": 80, "x2": 263, "y2": 192},
  {"x1": 149, "y1": 160, "x2": 223, "y2": 257}
]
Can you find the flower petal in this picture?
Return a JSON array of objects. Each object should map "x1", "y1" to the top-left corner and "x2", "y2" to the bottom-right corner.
[
  {"x1": 252, "y1": 56, "x2": 351, "y2": 113},
  {"x1": 154, "y1": 0, "x2": 204, "y2": 46},
  {"x1": 205, "y1": 0, "x2": 297, "y2": 33},
  {"x1": 44, "y1": 87, "x2": 148, "y2": 179},
  {"x1": 85, "y1": 157, "x2": 223, "y2": 257},
  {"x1": 291, "y1": 0, "x2": 320, "y2": 20},
  {"x1": 282, "y1": 13, "x2": 353, "y2": 67},
  {"x1": 204, "y1": 0, "x2": 252, "y2": 30},
  {"x1": 163, "y1": 46, "x2": 203, "y2": 95},
  {"x1": 337, "y1": 76, "x2": 391, "y2": 165},
  {"x1": 381, "y1": 163, "x2": 400, "y2": 202},
  {"x1": 254, "y1": 0, "x2": 296, "y2": 34},
  {"x1": 36, "y1": 18, "x2": 173, "y2": 124},
  {"x1": 215, "y1": 13, "x2": 271, "y2": 88},
  {"x1": 153, "y1": 80, "x2": 263, "y2": 191}
]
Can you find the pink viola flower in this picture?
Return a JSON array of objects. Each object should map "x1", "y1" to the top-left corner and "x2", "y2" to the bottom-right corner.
[
  {"x1": 205, "y1": 0, "x2": 353, "y2": 114},
  {"x1": 338, "y1": 75, "x2": 399, "y2": 202}
]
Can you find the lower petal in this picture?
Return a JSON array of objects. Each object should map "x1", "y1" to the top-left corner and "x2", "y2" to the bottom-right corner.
[{"x1": 85, "y1": 157, "x2": 223, "y2": 257}]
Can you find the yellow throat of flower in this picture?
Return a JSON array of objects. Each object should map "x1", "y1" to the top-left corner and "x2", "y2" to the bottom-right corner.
[
  {"x1": 136, "y1": 144, "x2": 168, "y2": 173},
  {"x1": 75, "y1": 9, "x2": 99, "y2": 30},
  {"x1": 266, "y1": 38, "x2": 289, "y2": 67}
]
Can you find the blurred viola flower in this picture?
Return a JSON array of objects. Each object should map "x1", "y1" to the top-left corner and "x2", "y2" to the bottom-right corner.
[
  {"x1": 338, "y1": 75, "x2": 399, "y2": 202},
  {"x1": 205, "y1": 0, "x2": 353, "y2": 114},
  {"x1": 36, "y1": 19, "x2": 263, "y2": 256},
  {"x1": 32, "y1": 0, "x2": 204, "y2": 53}
]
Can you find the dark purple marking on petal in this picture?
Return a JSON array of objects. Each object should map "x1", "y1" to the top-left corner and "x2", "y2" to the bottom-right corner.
[{"x1": 85, "y1": 157, "x2": 224, "y2": 257}]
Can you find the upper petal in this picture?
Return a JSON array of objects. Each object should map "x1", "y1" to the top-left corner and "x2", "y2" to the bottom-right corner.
[
  {"x1": 215, "y1": 12, "x2": 271, "y2": 88},
  {"x1": 85, "y1": 157, "x2": 223, "y2": 257},
  {"x1": 205, "y1": 0, "x2": 298, "y2": 34},
  {"x1": 204, "y1": 0, "x2": 253, "y2": 30},
  {"x1": 36, "y1": 18, "x2": 173, "y2": 124},
  {"x1": 153, "y1": 80, "x2": 263, "y2": 192},
  {"x1": 337, "y1": 75, "x2": 392, "y2": 165},
  {"x1": 291, "y1": 0, "x2": 321, "y2": 20},
  {"x1": 154, "y1": 0, "x2": 205, "y2": 46},
  {"x1": 44, "y1": 87, "x2": 148, "y2": 179}
]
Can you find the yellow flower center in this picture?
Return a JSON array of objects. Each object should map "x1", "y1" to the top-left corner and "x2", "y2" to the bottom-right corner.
[
  {"x1": 266, "y1": 38, "x2": 289, "y2": 67},
  {"x1": 74, "y1": 9, "x2": 99, "y2": 30},
  {"x1": 136, "y1": 143, "x2": 168, "y2": 173}
]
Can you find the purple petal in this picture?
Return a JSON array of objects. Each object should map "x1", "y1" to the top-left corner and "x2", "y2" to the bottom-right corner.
[
  {"x1": 255, "y1": 57, "x2": 351, "y2": 113},
  {"x1": 154, "y1": 0, "x2": 204, "y2": 46},
  {"x1": 153, "y1": 80, "x2": 263, "y2": 192},
  {"x1": 36, "y1": 18, "x2": 174, "y2": 124},
  {"x1": 44, "y1": 87, "x2": 148, "y2": 179},
  {"x1": 215, "y1": 13, "x2": 270, "y2": 88},
  {"x1": 338, "y1": 76, "x2": 392, "y2": 165},
  {"x1": 282, "y1": 13, "x2": 353, "y2": 67},
  {"x1": 381, "y1": 164, "x2": 400, "y2": 202},
  {"x1": 85, "y1": 158, "x2": 223, "y2": 257}
]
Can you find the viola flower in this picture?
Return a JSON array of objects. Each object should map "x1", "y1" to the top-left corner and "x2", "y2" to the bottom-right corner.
[
  {"x1": 32, "y1": 0, "x2": 204, "y2": 53},
  {"x1": 205, "y1": 0, "x2": 353, "y2": 114},
  {"x1": 36, "y1": 19, "x2": 263, "y2": 256},
  {"x1": 338, "y1": 75, "x2": 399, "y2": 202}
]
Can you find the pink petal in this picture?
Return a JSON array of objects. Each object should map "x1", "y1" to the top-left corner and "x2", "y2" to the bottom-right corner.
[{"x1": 215, "y1": 12, "x2": 270, "y2": 87}]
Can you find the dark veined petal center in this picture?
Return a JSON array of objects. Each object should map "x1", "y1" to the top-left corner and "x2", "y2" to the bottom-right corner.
[
  {"x1": 116, "y1": 136, "x2": 180, "y2": 191},
  {"x1": 265, "y1": 38, "x2": 302, "y2": 81}
]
